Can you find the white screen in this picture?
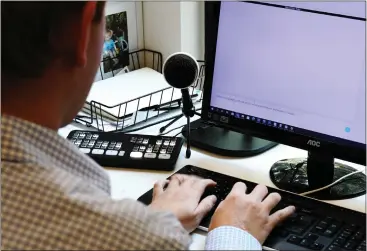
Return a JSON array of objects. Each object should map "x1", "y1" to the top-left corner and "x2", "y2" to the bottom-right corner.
[{"x1": 210, "y1": 2, "x2": 366, "y2": 144}]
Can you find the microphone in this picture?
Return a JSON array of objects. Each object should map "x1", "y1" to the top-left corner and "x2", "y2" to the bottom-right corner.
[{"x1": 161, "y1": 52, "x2": 200, "y2": 158}]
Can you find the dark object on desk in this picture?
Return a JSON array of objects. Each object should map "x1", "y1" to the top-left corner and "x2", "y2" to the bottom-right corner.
[
  {"x1": 269, "y1": 154, "x2": 366, "y2": 200},
  {"x1": 66, "y1": 130, "x2": 184, "y2": 171},
  {"x1": 181, "y1": 119, "x2": 277, "y2": 157},
  {"x1": 160, "y1": 52, "x2": 202, "y2": 158},
  {"x1": 137, "y1": 165, "x2": 366, "y2": 251}
]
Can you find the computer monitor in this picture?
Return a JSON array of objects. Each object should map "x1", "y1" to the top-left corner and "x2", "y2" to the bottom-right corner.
[{"x1": 199, "y1": 1, "x2": 366, "y2": 200}]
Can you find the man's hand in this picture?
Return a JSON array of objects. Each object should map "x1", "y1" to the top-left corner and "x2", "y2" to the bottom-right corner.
[
  {"x1": 209, "y1": 182, "x2": 295, "y2": 244},
  {"x1": 149, "y1": 174, "x2": 217, "y2": 233}
]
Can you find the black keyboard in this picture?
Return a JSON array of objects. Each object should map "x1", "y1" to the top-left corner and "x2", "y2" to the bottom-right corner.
[
  {"x1": 137, "y1": 165, "x2": 366, "y2": 251},
  {"x1": 66, "y1": 130, "x2": 184, "y2": 171}
]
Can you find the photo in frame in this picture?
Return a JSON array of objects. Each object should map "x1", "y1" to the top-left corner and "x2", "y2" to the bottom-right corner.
[{"x1": 100, "y1": 11, "x2": 129, "y2": 79}]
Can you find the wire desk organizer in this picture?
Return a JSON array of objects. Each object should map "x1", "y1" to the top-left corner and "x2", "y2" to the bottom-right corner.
[{"x1": 73, "y1": 49, "x2": 205, "y2": 133}]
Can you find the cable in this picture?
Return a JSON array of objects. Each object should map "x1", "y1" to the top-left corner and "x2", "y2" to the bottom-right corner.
[
  {"x1": 299, "y1": 170, "x2": 365, "y2": 196},
  {"x1": 159, "y1": 125, "x2": 185, "y2": 136}
]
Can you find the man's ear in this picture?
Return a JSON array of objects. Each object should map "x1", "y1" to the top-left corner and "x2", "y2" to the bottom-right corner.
[{"x1": 76, "y1": 1, "x2": 97, "y2": 67}]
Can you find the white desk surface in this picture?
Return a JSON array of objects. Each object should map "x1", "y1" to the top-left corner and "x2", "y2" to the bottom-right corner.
[{"x1": 59, "y1": 115, "x2": 366, "y2": 250}]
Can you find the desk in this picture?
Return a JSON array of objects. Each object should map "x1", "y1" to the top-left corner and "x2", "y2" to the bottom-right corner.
[{"x1": 59, "y1": 114, "x2": 366, "y2": 250}]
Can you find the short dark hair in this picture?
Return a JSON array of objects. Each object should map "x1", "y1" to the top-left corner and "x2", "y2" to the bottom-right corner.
[{"x1": 1, "y1": 1, "x2": 105, "y2": 80}]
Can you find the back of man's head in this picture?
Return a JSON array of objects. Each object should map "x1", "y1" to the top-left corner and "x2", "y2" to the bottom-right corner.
[
  {"x1": 2, "y1": 2, "x2": 107, "y2": 129},
  {"x1": 2, "y1": 2, "x2": 104, "y2": 80}
]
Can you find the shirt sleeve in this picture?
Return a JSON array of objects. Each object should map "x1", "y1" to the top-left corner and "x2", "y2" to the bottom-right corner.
[
  {"x1": 2, "y1": 169, "x2": 192, "y2": 250},
  {"x1": 204, "y1": 226, "x2": 262, "y2": 250}
]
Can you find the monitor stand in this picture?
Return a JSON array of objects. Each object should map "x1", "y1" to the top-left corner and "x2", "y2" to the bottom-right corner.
[
  {"x1": 269, "y1": 151, "x2": 366, "y2": 200},
  {"x1": 181, "y1": 119, "x2": 277, "y2": 157}
]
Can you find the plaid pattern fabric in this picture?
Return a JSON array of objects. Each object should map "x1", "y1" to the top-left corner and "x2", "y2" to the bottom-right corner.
[{"x1": 1, "y1": 115, "x2": 191, "y2": 250}]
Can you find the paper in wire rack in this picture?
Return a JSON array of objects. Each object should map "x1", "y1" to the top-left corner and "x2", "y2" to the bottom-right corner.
[{"x1": 78, "y1": 67, "x2": 202, "y2": 131}]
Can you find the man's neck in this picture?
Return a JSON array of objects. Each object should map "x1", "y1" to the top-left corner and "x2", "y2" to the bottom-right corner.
[{"x1": 2, "y1": 84, "x2": 63, "y2": 131}]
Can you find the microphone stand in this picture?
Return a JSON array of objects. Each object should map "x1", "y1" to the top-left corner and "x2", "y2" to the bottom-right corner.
[{"x1": 160, "y1": 88, "x2": 200, "y2": 158}]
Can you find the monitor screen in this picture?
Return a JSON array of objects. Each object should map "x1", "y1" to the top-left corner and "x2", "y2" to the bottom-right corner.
[{"x1": 209, "y1": 1, "x2": 366, "y2": 150}]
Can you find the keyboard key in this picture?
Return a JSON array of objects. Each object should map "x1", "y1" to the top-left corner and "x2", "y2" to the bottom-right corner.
[
  {"x1": 345, "y1": 224, "x2": 358, "y2": 232},
  {"x1": 160, "y1": 149, "x2": 167, "y2": 154},
  {"x1": 156, "y1": 140, "x2": 162, "y2": 145},
  {"x1": 118, "y1": 151, "x2": 125, "y2": 156},
  {"x1": 158, "y1": 153, "x2": 171, "y2": 159},
  {"x1": 357, "y1": 246, "x2": 366, "y2": 251},
  {"x1": 340, "y1": 230, "x2": 352, "y2": 238},
  {"x1": 287, "y1": 226, "x2": 306, "y2": 235},
  {"x1": 305, "y1": 233, "x2": 319, "y2": 241},
  {"x1": 92, "y1": 149, "x2": 104, "y2": 155},
  {"x1": 310, "y1": 242, "x2": 324, "y2": 250},
  {"x1": 144, "y1": 153, "x2": 157, "y2": 159},
  {"x1": 79, "y1": 148, "x2": 91, "y2": 154},
  {"x1": 300, "y1": 239, "x2": 312, "y2": 248},
  {"x1": 86, "y1": 134, "x2": 92, "y2": 140},
  {"x1": 130, "y1": 152, "x2": 143, "y2": 158},
  {"x1": 105, "y1": 150, "x2": 118, "y2": 156},
  {"x1": 328, "y1": 245, "x2": 344, "y2": 251},
  {"x1": 92, "y1": 134, "x2": 99, "y2": 139},
  {"x1": 287, "y1": 235, "x2": 302, "y2": 244},
  {"x1": 323, "y1": 229, "x2": 335, "y2": 237},
  {"x1": 325, "y1": 217, "x2": 334, "y2": 223},
  {"x1": 143, "y1": 139, "x2": 149, "y2": 144},
  {"x1": 344, "y1": 242, "x2": 358, "y2": 250},
  {"x1": 334, "y1": 237, "x2": 347, "y2": 246},
  {"x1": 163, "y1": 140, "x2": 170, "y2": 146},
  {"x1": 318, "y1": 221, "x2": 328, "y2": 229}
]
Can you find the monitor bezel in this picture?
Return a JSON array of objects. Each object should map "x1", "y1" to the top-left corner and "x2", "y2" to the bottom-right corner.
[{"x1": 202, "y1": 1, "x2": 366, "y2": 166}]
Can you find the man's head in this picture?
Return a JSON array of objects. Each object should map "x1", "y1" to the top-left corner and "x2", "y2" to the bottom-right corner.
[
  {"x1": 105, "y1": 30, "x2": 113, "y2": 41},
  {"x1": 1, "y1": 2, "x2": 106, "y2": 129}
]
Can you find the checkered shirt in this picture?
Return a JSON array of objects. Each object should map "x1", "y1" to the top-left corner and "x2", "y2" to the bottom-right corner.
[{"x1": 1, "y1": 115, "x2": 192, "y2": 250}]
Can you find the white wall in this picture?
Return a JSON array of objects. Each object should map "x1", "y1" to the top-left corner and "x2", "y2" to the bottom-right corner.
[
  {"x1": 142, "y1": 2, "x2": 182, "y2": 61},
  {"x1": 180, "y1": 2, "x2": 205, "y2": 60},
  {"x1": 142, "y1": 1, "x2": 205, "y2": 62}
]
